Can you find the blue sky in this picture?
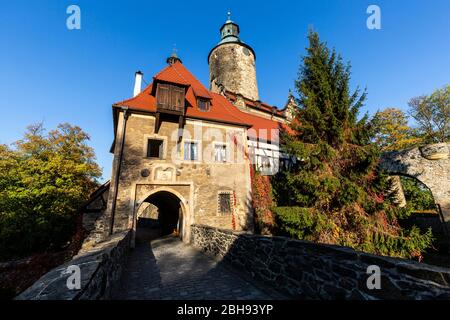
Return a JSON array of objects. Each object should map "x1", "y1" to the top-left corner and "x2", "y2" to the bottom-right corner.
[{"x1": 1, "y1": 0, "x2": 449, "y2": 181}]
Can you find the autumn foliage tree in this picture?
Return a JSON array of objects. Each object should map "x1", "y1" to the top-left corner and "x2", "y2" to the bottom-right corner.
[
  {"x1": 408, "y1": 85, "x2": 450, "y2": 144},
  {"x1": 0, "y1": 123, "x2": 101, "y2": 260},
  {"x1": 370, "y1": 108, "x2": 437, "y2": 212},
  {"x1": 272, "y1": 31, "x2": 433, "y2": 259},
  {"x1": 370, "y1": 108, "x2": 422, "y2": 151}
]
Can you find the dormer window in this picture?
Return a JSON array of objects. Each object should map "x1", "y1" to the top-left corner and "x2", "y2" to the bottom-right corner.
[
  {"x1": 197, "y1": 98, "x2": 211, "y2": 112},
  {"x1": 156, "y1": 83, "x2": 185, "y2": 114}
]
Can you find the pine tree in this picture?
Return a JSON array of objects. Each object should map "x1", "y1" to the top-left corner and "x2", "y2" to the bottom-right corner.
[{"x1": 272, "y1": 31, "x2": 433, "y2": 260}]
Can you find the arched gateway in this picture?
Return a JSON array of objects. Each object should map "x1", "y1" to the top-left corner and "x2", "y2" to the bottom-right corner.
[
  {"x1": 132, "y1": 187, "x2": 190, "y2": 245},
  {"x1": 379, "y1": 143, "x2": 450, "y2": 233}
]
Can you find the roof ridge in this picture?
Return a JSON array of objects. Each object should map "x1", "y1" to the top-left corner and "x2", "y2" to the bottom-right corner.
[
  {"x1": 153, "y1": 63, "x2": 172, "y2": 79},
  {"x1": 174, "y1": 62, "x2": 212, "y2": 98},
  {"x1": 172, "y1": 63, "x2": 190, "y2": 85}
]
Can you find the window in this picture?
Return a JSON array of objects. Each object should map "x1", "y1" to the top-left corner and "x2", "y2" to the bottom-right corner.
[
  {"x1": 156, "y1": 83, "x2": 185, "y2": 113},
  {"x1": 214, "y1": 144, "x2": 227, "y2": 162},
  {"x1": 184, "y1": 141, "x2": 198, "y2": 161},
  {"x1": 197, "y1": 98, "x2": 210, "y2": 111},
  {"x1": 218, "y1": 193, "x2": 232, "y2": 215},
  {"x1": 147, "y1": 139, "x2": 164, "y2": 158}
]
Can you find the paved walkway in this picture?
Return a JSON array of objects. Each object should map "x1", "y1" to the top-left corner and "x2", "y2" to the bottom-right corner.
[{"x1": 115, "y1": 234, "x2": 286, "y2": 300}]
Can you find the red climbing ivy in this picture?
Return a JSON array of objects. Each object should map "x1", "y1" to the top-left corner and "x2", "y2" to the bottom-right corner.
[{"x1": 251, "y1": 170, "x2": 275, "y2": 235}]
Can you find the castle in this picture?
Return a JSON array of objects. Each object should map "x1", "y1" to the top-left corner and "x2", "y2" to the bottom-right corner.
[{"x1": 84, "y1": 15, "x2": 296, "y2": 247}]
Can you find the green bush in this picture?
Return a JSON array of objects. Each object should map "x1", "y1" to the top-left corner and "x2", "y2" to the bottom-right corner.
[
  {"x1": 274, "y1": 207, "x2": 328, "y2": 240},
  {"x1": 274, "y1": 206, "x2": 434, "y2": 259},
  {"x1": 400, "y1": 177, "x2": 436, "y2": 212}
]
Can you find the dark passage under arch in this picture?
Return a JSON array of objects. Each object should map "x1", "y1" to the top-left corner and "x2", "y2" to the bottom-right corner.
[{"x1": 137, "y1": 191, "x2": 183, "y2": 241}]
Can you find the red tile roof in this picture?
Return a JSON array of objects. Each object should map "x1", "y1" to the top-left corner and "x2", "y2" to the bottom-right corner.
[
  {"x1": 114, "y1": 61, "x2": 288, "y2": 141},
  {"x1": 153, "y1": 61, "x2": 211, "y2": 99},
  {"x1": 224, "y1": 91, "x2": 286, "y2": 117}
]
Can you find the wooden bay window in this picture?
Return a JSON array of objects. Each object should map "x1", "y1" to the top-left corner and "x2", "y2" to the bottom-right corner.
[{"x1": 156, "y1": 83, "x2": 185, "y2": 114}]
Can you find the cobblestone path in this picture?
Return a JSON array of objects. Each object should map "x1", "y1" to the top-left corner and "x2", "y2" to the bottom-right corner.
[{"x1": 115, "y1": 235, "x2": 286, "y2": 300}]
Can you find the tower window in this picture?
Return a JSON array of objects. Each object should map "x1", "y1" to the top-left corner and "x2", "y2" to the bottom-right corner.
[
  {"x1": 197, "y1": 98, "x2": 210, "y2": 111},
  {"x1": 218, "y1": 192, "x2": 232, "y2": 215},
  {"x1": 147, "y1": 139, "x2": 164, "y2": 158}
]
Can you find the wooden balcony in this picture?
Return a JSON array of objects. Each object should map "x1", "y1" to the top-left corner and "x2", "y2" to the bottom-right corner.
[
  {"x1": 157, "y1": 104, "x2": 184, "y2": 115},
  {"x1": 156, "y1": 83, "x2": 185, "y2": 116}
]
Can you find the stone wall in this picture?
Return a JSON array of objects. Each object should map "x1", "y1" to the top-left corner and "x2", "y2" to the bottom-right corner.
[
  {"x1": 209, "y1": 43, "x2": 259, "y2": 101},
  {"x1": 191, "y1": 224, "x2": 450, "y2": 300},
  {"x1": 380, "y1": 143, "x2": 450, "y2": 229},
  {"x1": 16, "y1": 230, "x2": 131, "y2": 300},
  {"x1": 104, "y1": 112, "x2": 254, "y2": 243}
]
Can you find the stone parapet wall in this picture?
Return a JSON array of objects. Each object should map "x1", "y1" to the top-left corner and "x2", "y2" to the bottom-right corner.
[
  {"x1": 16, "y1": 230, "x2": 131, "y2": 300},
  {"x1": 191, "y1": 224, "x2": 450, "y2": 299}
]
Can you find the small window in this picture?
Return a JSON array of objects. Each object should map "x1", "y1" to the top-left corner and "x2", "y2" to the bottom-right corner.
[
  {"x1": 198, "y1": 98, "x2": 210, "y2": 111},
  {"x1": 147, "y1": 139, "x2": 164, "y2": 158},
  {"x1": 214, "y1": 144, "x2": 227, "y2": 162},
  {"x1": 218, "y1": 192, "x2": 232, "y2": 215},
  {"x1": 184, "y1": 141, "x2": 198, "y2": 161}
]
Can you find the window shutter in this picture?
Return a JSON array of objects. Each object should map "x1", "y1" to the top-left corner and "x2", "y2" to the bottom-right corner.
[
  {"x1": 171, "y1": 85, "x2": 185, "y2": 111},
  {"x1": 157, "y1": 84, "x2": 170, "y2": 107}
]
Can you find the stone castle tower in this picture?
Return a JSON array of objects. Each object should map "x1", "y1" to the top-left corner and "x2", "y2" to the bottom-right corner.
[{"x1": 208, "y1": 13, "x2": 259, "y2": 101}]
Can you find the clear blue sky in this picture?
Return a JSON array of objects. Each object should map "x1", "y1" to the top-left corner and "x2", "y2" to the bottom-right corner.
[{"x1": 1, "y1": 0, "x2": 449, "y2": 181}]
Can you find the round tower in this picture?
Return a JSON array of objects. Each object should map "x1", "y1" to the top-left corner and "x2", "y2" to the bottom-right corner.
[{"x1": 208, "y1": 13, "x2": 259, "y2": 101}]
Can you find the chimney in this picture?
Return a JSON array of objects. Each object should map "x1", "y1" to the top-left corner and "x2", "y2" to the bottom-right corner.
[{"x1": 133, "y1": 71, "x2": 143, "y2": 97}]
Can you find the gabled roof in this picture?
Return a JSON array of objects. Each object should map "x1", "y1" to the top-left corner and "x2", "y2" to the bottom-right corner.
[
  {"x1": 153, "y1": 61, "x2": 211, "y2": 99},
  {"x1": 114, "y1": 61, "x2": 289, "y2": 141}
]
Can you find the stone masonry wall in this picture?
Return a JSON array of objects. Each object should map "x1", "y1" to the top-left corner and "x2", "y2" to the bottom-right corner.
[
  {"x1": 191, "y1": 224, "x2": 450, "y2": 300},
  {"x1": 16, "y1": 230, "x2": 131, "y2": 300},
  {"x1": 380, "y1": 143, "x2": 450, "y2": 229},
  {"x1": 107, "y1": 113, "x2": 254, "y2": 242},
  {"x1": 209, "y1": 43, "x2": 259, "y2": 101}
]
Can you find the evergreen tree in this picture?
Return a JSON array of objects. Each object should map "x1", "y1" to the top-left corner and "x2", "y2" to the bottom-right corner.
[{"x1": 272, "y1": 31, "x2": 433, "y2": 260}]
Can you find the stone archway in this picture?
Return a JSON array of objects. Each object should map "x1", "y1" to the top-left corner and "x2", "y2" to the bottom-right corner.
[
  {"x1": 379, "y1": 143, "x2": 450, "y2": 230},
  {"x1": 133, "y1": 187, "x2": 189, "y2": 244}
]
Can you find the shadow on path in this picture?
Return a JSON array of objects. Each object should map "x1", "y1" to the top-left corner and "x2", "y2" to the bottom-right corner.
[{"x1": 114, "y1": 233, "x2": 287, "y2": 300}]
